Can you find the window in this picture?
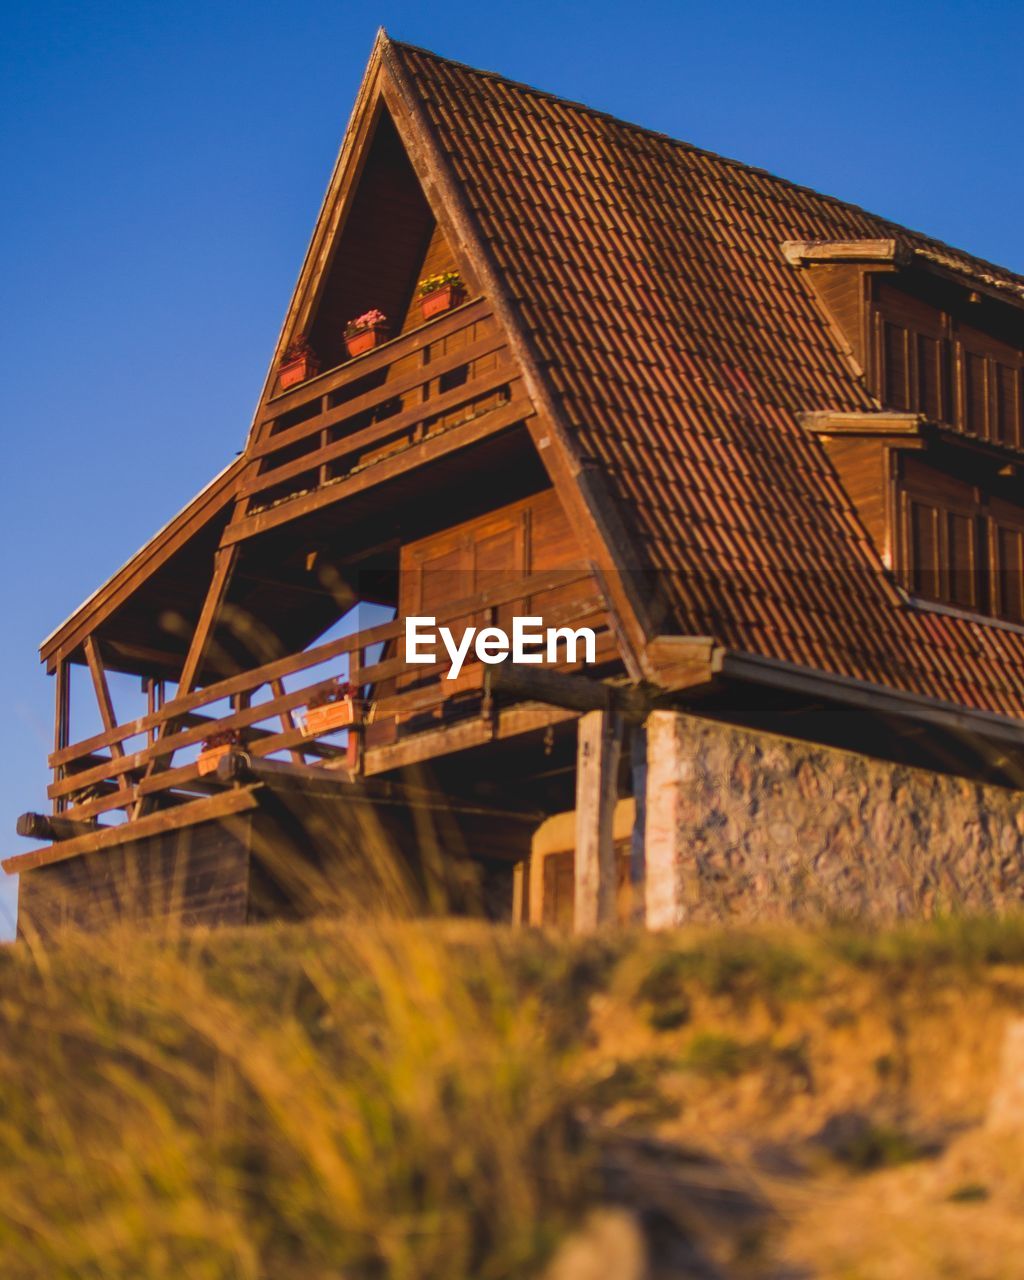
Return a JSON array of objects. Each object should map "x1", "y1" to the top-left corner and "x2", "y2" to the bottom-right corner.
[
  {"x1": 989, "y1": 498, "x2": 1024, "y2": 623},
  {"x1": 899, "y1": 454, "x2": 1024, "y2": 621},
  {"x1": 875, "y1": 287, "x2": 951, "y2": 422},
  {"x1": 956, "y1": 324, "x2": 1023, "y2": 450},
  {"x1": 874, "y1": 282, "x2": 1024, "y2": 450}
]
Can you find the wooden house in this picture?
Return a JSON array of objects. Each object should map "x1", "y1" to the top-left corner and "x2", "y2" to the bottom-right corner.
[{"x1": 10, "y1": 33, "x2": 1024, "y2": 934}]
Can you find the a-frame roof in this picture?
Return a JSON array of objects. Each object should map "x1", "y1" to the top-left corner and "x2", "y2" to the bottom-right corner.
[{"x1": 44, "y1": 32, "x2": 1024, "y2": 727}]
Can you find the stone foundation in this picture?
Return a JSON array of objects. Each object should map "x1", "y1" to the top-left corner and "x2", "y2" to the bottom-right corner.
[{"x1": 643, "y1": 711, "x2": 1024, "y2": 925}]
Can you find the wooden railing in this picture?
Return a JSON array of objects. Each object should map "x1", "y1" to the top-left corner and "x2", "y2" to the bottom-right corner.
[
  {"x1": 48, "y1": 570, "x2": 614, "y2": 825},
  {"x1": 228, "y1": 298, "x2": 530, "y2": 540}
]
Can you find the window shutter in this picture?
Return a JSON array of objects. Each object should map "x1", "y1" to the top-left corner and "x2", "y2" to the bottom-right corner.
[{"x1": 989, "y1": 498, "x2": 1024, "y2": 623}]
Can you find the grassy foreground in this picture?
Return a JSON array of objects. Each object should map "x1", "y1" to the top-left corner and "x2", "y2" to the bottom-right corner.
[{"x1": 4, "y1": 916, "x2": 1024, "y2": 1278}]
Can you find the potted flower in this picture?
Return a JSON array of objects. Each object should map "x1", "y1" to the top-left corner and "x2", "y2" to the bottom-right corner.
[
  {"x1": 278, "y1": 334, "x2": 319, "y2": 390},
  {"x1": 197, "y1": 728, "x2": 242, "y2": 776},
  {"x1": 302, "y1": 680, "x2": 363, "y2": 736},
  {"x1": 417, "y1": 271, "x2": 465, "y2": 320},
  {"x1": 344, "y1": 310, "x2": 389, "y2": 358}
]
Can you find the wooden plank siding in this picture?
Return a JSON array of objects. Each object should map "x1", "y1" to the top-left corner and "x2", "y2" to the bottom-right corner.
[
  {"x1": 818, "y1": 437, "x2": 895, "y2": 560},
  {"x1": 16, "y1": 817, "x2": 253, "y2": 938}
]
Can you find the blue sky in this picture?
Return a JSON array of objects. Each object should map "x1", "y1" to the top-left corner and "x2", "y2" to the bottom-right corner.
[{"x1": 2, "y1": 0, "x2": 1023, "y2": 933}]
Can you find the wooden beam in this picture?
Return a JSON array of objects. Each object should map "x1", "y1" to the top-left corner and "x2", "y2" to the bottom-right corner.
[
  {"x1": 781, "y1": 239, "x2": 905, "y2": 266},
  {"x1": 643, "y1": 636, "x2": 718, "y2": 692},
  {"x1": 270, "y1": 678, "x2": 306, "y2": 765},
  {"x1": 83, "y1": 636, "x2": 125, "y2": 758},
  {"x1": 512, "y1": 861, "x2": 527, "y2": 925},
  {"x1": 16, "y1": 812, "x2": 101, "y2": 841},
  {"x1": 216, "y1": 749, "x2": 544, "y2": 830},
  {"x1": 178, "y1": 546, "x2": 237, "y2": 699},
  {"x1": 363, "y1": 703, "x2": 577, "y2": 775},
  {"x1": 40, "y1": 456, "x2": 245, "y2": 673},
  {"x1": 131, "y1": 545, "x2": 238, "y2": 820},
  {"x1": 53, "y1": 659, "x2": 70, "y2": 815},
  {"x1": 3, "y1": 787, "x2": 261, "y2": 876},
  {"x1": 487, "y1": 664, "x2": 648, "y2": 721},
  {"x1": 216, "y1": 750, "x2": 351, "y2": 791},
  {"x1": 574, "y1": 708, "x2": 623, "y2": 932},
  {"x1": 800, "y1": 411, "x2": 925, "y2": 437}
]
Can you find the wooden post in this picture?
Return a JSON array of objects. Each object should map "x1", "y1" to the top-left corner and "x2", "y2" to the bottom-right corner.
[
  {"x1": 53, "y1": 659, "x2": 70, "y2": 815},
  {"x1": 573, "y1": 707, "x2": 622, "y2": 931},
  {"x1": 630, "y1": 723, "x2": 648, "y2": 924},
  {"x1": 146, "y1": 678, "x2": 165, "y2": 745},
  {"x1": 270, "y1": 677, "x2": 306, "y2": 765},
  {"x1": 511, "y1": 860, "x2": 527, "y2": 925}
]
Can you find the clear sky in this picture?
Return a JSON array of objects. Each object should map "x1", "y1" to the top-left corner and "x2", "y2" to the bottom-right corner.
[{"x1": 3, "y1": 0, "x2": 1023, "y2": 934}]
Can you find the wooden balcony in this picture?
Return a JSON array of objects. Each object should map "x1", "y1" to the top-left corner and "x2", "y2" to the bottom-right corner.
[
  {"x1": 34, "y1": 570, "x2": 613, "y2": 854},
  {"x1": 228, "y1": 298, "x2": 532, "y2": 543}
]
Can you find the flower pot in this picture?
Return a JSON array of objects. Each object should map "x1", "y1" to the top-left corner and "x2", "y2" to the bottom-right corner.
[
  {"x1": 278, "y1": 352, "x2": 319, "y2": 389},
  {"x1": 345, "y1": 327, "x2": 387, "y2": 358},
  {"x1": 303, "y1": 697, "x2": 363, "y2": 737},
  {"x1": 197, "y1": 743, "x2": 233, "y2": 776},
  {"x1": 420, "y1": 284, "x2": 465, "y2": 320}
]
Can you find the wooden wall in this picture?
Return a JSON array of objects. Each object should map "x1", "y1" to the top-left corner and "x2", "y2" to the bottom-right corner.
[
  {"x1": 819, "y1": 436, "x2": 893, "y2": 557},
  {"x1": 307, "y1": 111, "x2": 436, "y2": 369},
  {"x1": 17, "y1": 818, "x2": 253, "y2": 938},
  {"x1": 399, "y1": 487, "x2": 584, "y2": 623}
]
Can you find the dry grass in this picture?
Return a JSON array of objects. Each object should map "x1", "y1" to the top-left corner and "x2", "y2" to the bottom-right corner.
[
  {"x1": 4, "y1": 916, "x2": 1024, "y2": 1277},
  {"x1": 0, "y1": 921, "x2": 589, "y2": 1280}
]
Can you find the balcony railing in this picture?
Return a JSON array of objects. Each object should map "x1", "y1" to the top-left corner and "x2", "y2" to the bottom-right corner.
[
  {"x1": 47, "y1": 569, "x2": 613, "y2": 826},
  {"x1": 228, "y1": 298, "x2": 532, "y2": 542}
]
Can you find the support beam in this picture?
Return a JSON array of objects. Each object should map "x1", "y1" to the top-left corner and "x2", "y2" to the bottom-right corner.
[
  {"x1": 17, "y1": 812, "x2": 101, "y2": 841},
  {"x1": 53, "y1": 659, "x2": 70, "y2": 815},
  {"x1": 178, "y1": 546, "x2": 237, "y2": 698},
  {"x1": 216, "y1": 750, "x2": 351, "y2": 792},
  {"x1": 83, "y1": 636, "x2": 125, "y2": 758},
  {"x1": 486, "y1": 647, "x2": 716, "y2": 720},
  {"x1": 132, "y1": 545, "x2": 238, "y2": 819},
  {"x1": 573, "y1": 707, "x2": 623, "y2": 931},
  {"x1": 486, "y1": 664, "x2": 649, "y2": 721}
]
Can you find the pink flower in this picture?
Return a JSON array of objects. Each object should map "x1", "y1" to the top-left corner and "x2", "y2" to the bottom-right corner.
[{"x1": 346, "y1": 309, "x2": 388, "y2": 334}]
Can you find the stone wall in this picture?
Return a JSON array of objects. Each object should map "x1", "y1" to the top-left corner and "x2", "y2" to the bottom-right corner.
[{"x1": 643, "y1": 710, "x2": 1024, "y2": 925}]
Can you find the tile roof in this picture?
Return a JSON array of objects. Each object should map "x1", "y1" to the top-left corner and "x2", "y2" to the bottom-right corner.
[{"x1": 389, "y1": 40, "x2": 1024, "y2": 721}]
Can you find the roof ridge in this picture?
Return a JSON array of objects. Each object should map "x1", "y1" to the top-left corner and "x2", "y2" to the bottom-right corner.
[{"x1": 386, "y1": 35, "x2": 1024, "y2": 295}]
